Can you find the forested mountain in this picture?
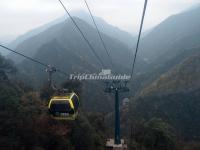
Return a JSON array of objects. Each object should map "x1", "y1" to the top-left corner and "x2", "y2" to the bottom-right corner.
[
  {"x1": 8, "y1": 10, "x2": 135, "y2": 53},
  {"x1": 9, "y1": 17, "x2": 135, "y2": 71},
  {"x1": 129, "y1": 6, "x2": 200, "y2": 95},
  {"x1": 0, "y1": 54, "x2": 106, "y2": 150},
  {"x1": 1, "y1": 3, "x2": 200, "y2": 150},
  {"x1": 140, "y1": 52, "x2": 200, "y2": 96},
  {"x1": 72, "y1": 10, "x2": 136, "y2": 48},
  {"x1": 122, "y1": 6, "x2": 200, "y2": 149},
  {"x1": 128, "y1": 51, "x2": 200, "y2": 142},
  {"x1": 139, "y1": 6, "x2": 200, "y2": 64}
]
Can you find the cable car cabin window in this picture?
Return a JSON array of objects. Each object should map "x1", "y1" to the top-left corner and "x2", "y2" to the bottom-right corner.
[
  {"x1": 49, "y1": 100, "x2": 74, "y2": 114},
  {"x1": 71, "y1": 95, "x2": 79, "y2": 111}
]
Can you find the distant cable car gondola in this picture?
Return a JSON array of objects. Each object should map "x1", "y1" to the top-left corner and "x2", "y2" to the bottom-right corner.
[{"x1": 48, "y1": 92, "x2": 80, "y2": 120}]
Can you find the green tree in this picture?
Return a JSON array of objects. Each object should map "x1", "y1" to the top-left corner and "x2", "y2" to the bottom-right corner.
[{"x1": 129, "y1": 118, "x2": 177, "y2": 150}]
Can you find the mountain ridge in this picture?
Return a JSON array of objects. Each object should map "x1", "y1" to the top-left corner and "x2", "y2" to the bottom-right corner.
[
  {"x1": 139, "y1": 51, "x2": 200, "y2": 97},
  {"x1": 139, "y1": 6, "x2": 200, "y2": 63},
  {"x1": 7, "y1": 10, "x2": 135, "y2": 53}
]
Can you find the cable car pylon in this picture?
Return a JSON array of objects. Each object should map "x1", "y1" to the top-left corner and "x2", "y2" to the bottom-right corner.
[
  {"x1": 105, "y1": 80, "x2": 129, "y2": 149},
  {"x1": 46, "y1": 65, "x2": 57, "y2": 89}
]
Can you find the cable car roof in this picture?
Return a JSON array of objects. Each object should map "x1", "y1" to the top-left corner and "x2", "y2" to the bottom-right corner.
[{"x1": 51, "y1": 93, "x2": 75, "y2": 100}]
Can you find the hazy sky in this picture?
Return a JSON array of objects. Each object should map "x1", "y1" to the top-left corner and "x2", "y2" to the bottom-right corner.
[{"x1": 0, "y1": 0, "x2": 199, "y2": 41}]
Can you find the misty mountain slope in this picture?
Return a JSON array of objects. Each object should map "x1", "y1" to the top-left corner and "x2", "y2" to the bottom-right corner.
[
  {"x1": 56, "y1": 17, "x2": 134, "y2": 69},
  {"x1": 8, "y1": 22, "x2": 66, "y2": 64},
  {"x1": 0, "y1": 47, "x2": 8, "y2": 56},
  {"x1": 139, "y1": 6, "x2": 200, "y2": 63},
  {"x1": 127, "y1": 7, "x2": 200, "y2": 139},
  {"x1": 139, "y1": 51, "x2": 200, "y2": 97},
  {"x1": 0, "y1": 37, "x2": 15, "y2": 56},
  {"x1": 137, "y1": 46, "x2": 200, "y2": 88},
  {"x1": 131, "y1": 6, "x2": 200, "y2": 90},
  {"x1": 126, "y1": 45, "x2": 200, "y2": 98},
  {"x1": 129, "y1": 52, "x2": 200, "y2": 140},
  {"x1": 149, "y1": 31, "x2": 200, "y2": 73},
  {"x1": 20, "y1": 39, "x2": 95, "y2": 82},
  {"x1": 8, "y1": 10, "x2": 135, "y2": 53},
  {"x1": 8, "y1": 17, "x2": 65, "y2": 50},
  {"x1": 8, "y1": 17, "x2": 135, "y2": 73},
  {"x1": 72, "y1": 10, "x2": 136, "y2": 48}
]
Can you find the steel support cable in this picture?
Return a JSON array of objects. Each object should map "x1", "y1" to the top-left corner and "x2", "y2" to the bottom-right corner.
[
  {"x1": 0, "y1": 44, "x2": 68, "y2": 77},
  {"x1": 83, "y1": 0, "x2": 114, "y2": 70},
  {"x1": 58, "y1": 0, "x2": 106, "y2": 69},
  {"x1": 130, "y1": 0, "x2": 148, "y2": 80}
]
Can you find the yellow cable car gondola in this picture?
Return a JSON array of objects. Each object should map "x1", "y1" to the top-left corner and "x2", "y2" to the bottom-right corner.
[{"x1": 48, "y1": 92, "x2": 80, "y2": 120}]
